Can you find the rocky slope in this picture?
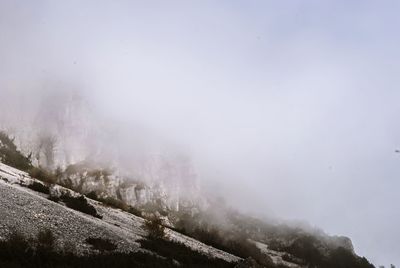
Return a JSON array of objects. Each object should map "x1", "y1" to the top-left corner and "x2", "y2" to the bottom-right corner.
[{"x1": 0, "y1": 162, "x2": 240, "y2": 264}]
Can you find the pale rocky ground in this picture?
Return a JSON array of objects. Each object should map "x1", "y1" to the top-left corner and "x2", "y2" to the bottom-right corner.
[{"x1": 252, "y1": 241, "x2": 305, "y2": 268}]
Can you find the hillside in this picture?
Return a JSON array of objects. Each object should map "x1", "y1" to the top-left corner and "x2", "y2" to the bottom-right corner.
[
  {"x1": 0, "y1": 162, "x2": 241, "y2": 267},
  {"x1": 0, "y1": 131, "x2": 375, "y2": 268}
]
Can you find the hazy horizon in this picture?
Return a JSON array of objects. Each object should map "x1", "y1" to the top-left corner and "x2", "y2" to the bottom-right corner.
[{"x1": 1, "y1": 1, "x2": 399, "y2": 266}]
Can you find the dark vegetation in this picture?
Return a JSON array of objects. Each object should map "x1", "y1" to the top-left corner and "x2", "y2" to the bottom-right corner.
[
  {"x1": 282, "y1": 236, "x2": 375, "y2": 268},
  {"x1": 0, "y1": 131, "x2": 56, "y2": 184},
  {"x1": 48, "y1": 194, "x2": 60, "y2": 202},
  {"x1": 87, "y1": 191, "x2": 126, "y2": 210},
  {"x1": 28, "y1": 167, "x2": 57, "y2": 184},
  {"x1": 59, "y1": 193, "x2": 102, "y2": 219},
  {"x1": 144, "y1": 217, "x2": 165, "y2": 239},
  {"x1": 0, "y1": 131, "x2": 32, "y2": 171},
  {"x1": 139, "y1": 238, "x2": 234, "y2": 268},
  {"x1": 27, "y1": 181, "x2": 50, "y2": 194},
  {"x1": 175, "y1": 225, "x2": 274, "y2": 267},
  {"x1": 173, "y1": 213, "x2": 275, "y2": 267},
  {"x1": 173, "y1": 211, "x2": 375, "y2": 268},
  {"x1": 86, "y1": 191, "x2": 142, "y2": 217},
  {"x1": 85, "y1": 237, "x2": 117, "y2": 252},
  {"x1": 37, "y1": 229, "x2": 56, "y2": 251}
]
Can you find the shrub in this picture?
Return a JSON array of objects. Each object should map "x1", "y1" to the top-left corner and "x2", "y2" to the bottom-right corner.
[
  {"x1": 144, "y1": 217, "x2": 165, "y2": 239},
  {"x1": 173, "y1": 220, "x2": 272, "y2": 267},
  {"x1": 101, "y1": 197, "x2": 129, "y2": 211},
  {"x1": 1, "y1": 231, "x2": 32, "y2": 257},
  {"x1": 139, "y1": 238, "x2": 234, "y2": 268},
  {"x1": 86, "y1": 191, "x2": 99, "y2": 200},
  {"x1": 0, "y1": 131, "x2": 32, "y2": 171},
  {"x1": 48, "y1": 194, "x2": 60, "y2": 203},
  {"x1": 128, "y1": 206, "x2": 142, "y2": 217},
  {"x1": 37, "y1": 229, "x2": 56, "y2": 250},
  {"x1": 85, "y1": 237, "x2": 117, "y2": 252},
  {"x1": 60, "y1": 193, "x2": 102, "y2": 219},
  {"x1": 86, "y1": 191, "x2": 128, "y2": 211},
  {"x1": 86, "y1": 191, "x2": 142, "y2": 217},
  {"x1": 27, "y1": 181, "x2": 50, "y2": 194},
  {"x1": 284, "y1": 236, "x2": 375, "y2": 268},
  {"x1": 328, "y1": 247, "x2": 375, "y2": 268},
  {"x1": 28, "y1": 167, "x2": 56, "y2": 184}
]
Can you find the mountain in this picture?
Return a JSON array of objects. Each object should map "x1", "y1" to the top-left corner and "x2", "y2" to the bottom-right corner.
[{"x1": 0, "y1": 130, "x2": 375, "y2": 267}]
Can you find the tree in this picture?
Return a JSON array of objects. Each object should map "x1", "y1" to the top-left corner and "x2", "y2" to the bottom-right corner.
[
  {"x1": 36, "y1": 134, "x2": 57, "y2": 170},
  {"x1": 0, "y1": 131, "x2": 32, "y2": 171},
  {"x1": 144, "y1": 217, "x2": 165, "y2": 239}
]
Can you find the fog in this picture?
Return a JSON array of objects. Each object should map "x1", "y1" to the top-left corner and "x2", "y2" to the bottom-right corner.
[{"x1": 1, "y1": 1, "x2": 400, "y2": 266}]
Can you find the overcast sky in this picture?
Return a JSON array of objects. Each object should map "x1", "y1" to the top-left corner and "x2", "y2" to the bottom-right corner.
[{"x1": 1, "y1": 1, "x2": 400, "y2": 266}]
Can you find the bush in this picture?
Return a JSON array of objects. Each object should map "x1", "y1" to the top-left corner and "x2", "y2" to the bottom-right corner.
[
  {"x1": 37, "y1": 229, "x2": 56, "y2": 250},
  {"x1": 139, "y1": 238, "x2": 234, "y2": 268},
  {"x1": 48, "y1": 194, "x2": 60, "y2": 203},
  {"x1": 86, "y1": 191, "x2": 142, "y2": 217},
  {"x1": 86, "y1": 192, "x2": 128, "y2": 211},
  {"x1": 27, "y1": 181, "x2": 50, "y2": 194},
  {"x1": 284, "y1": 236, "x2": 375, "y2": 268},
  {"x1": 60, "y1": 193, "x2": 102, "y2": 219},
  {"x1": 86, "y1": 191, "x2": 99, "y2": 200},
  {"x1": 0, "y1": 131, "x2": 32, "y2": 171},
  {"x1": 128, "y1": 206, "x2": 142, "y2": 217},
  {"x1": 0, "y1": 231, "x2": 32, "y2": 260},
  {"x1": 85, "y1": 237, "x2": 117, "y2": 252},
  {"x1": 144, "y1": 217, "x2": 165, "y2": 239},
  {"x1": 102, "y1": 197, "x2": 129, "y2": 211},
  {"x1": 173, "y1": 221, "x2": 272, "y2": 267},
  {"x1": 28, "y1": 167, "x2": 56, "y2": 184}
]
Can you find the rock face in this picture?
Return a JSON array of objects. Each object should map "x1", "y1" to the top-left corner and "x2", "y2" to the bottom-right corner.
[
  {"x1": 1, "y1": 89, "x2": 97, "y2": 170},
  {"x1": 31, "y1": 90, "x2": 96, "y2": 169},
  {"x1": 56, "y1": 160, "x2": 207, "y2": 214},
  {"x1": 1, "y1": 89, "x2": 205, "y2": 214}
]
